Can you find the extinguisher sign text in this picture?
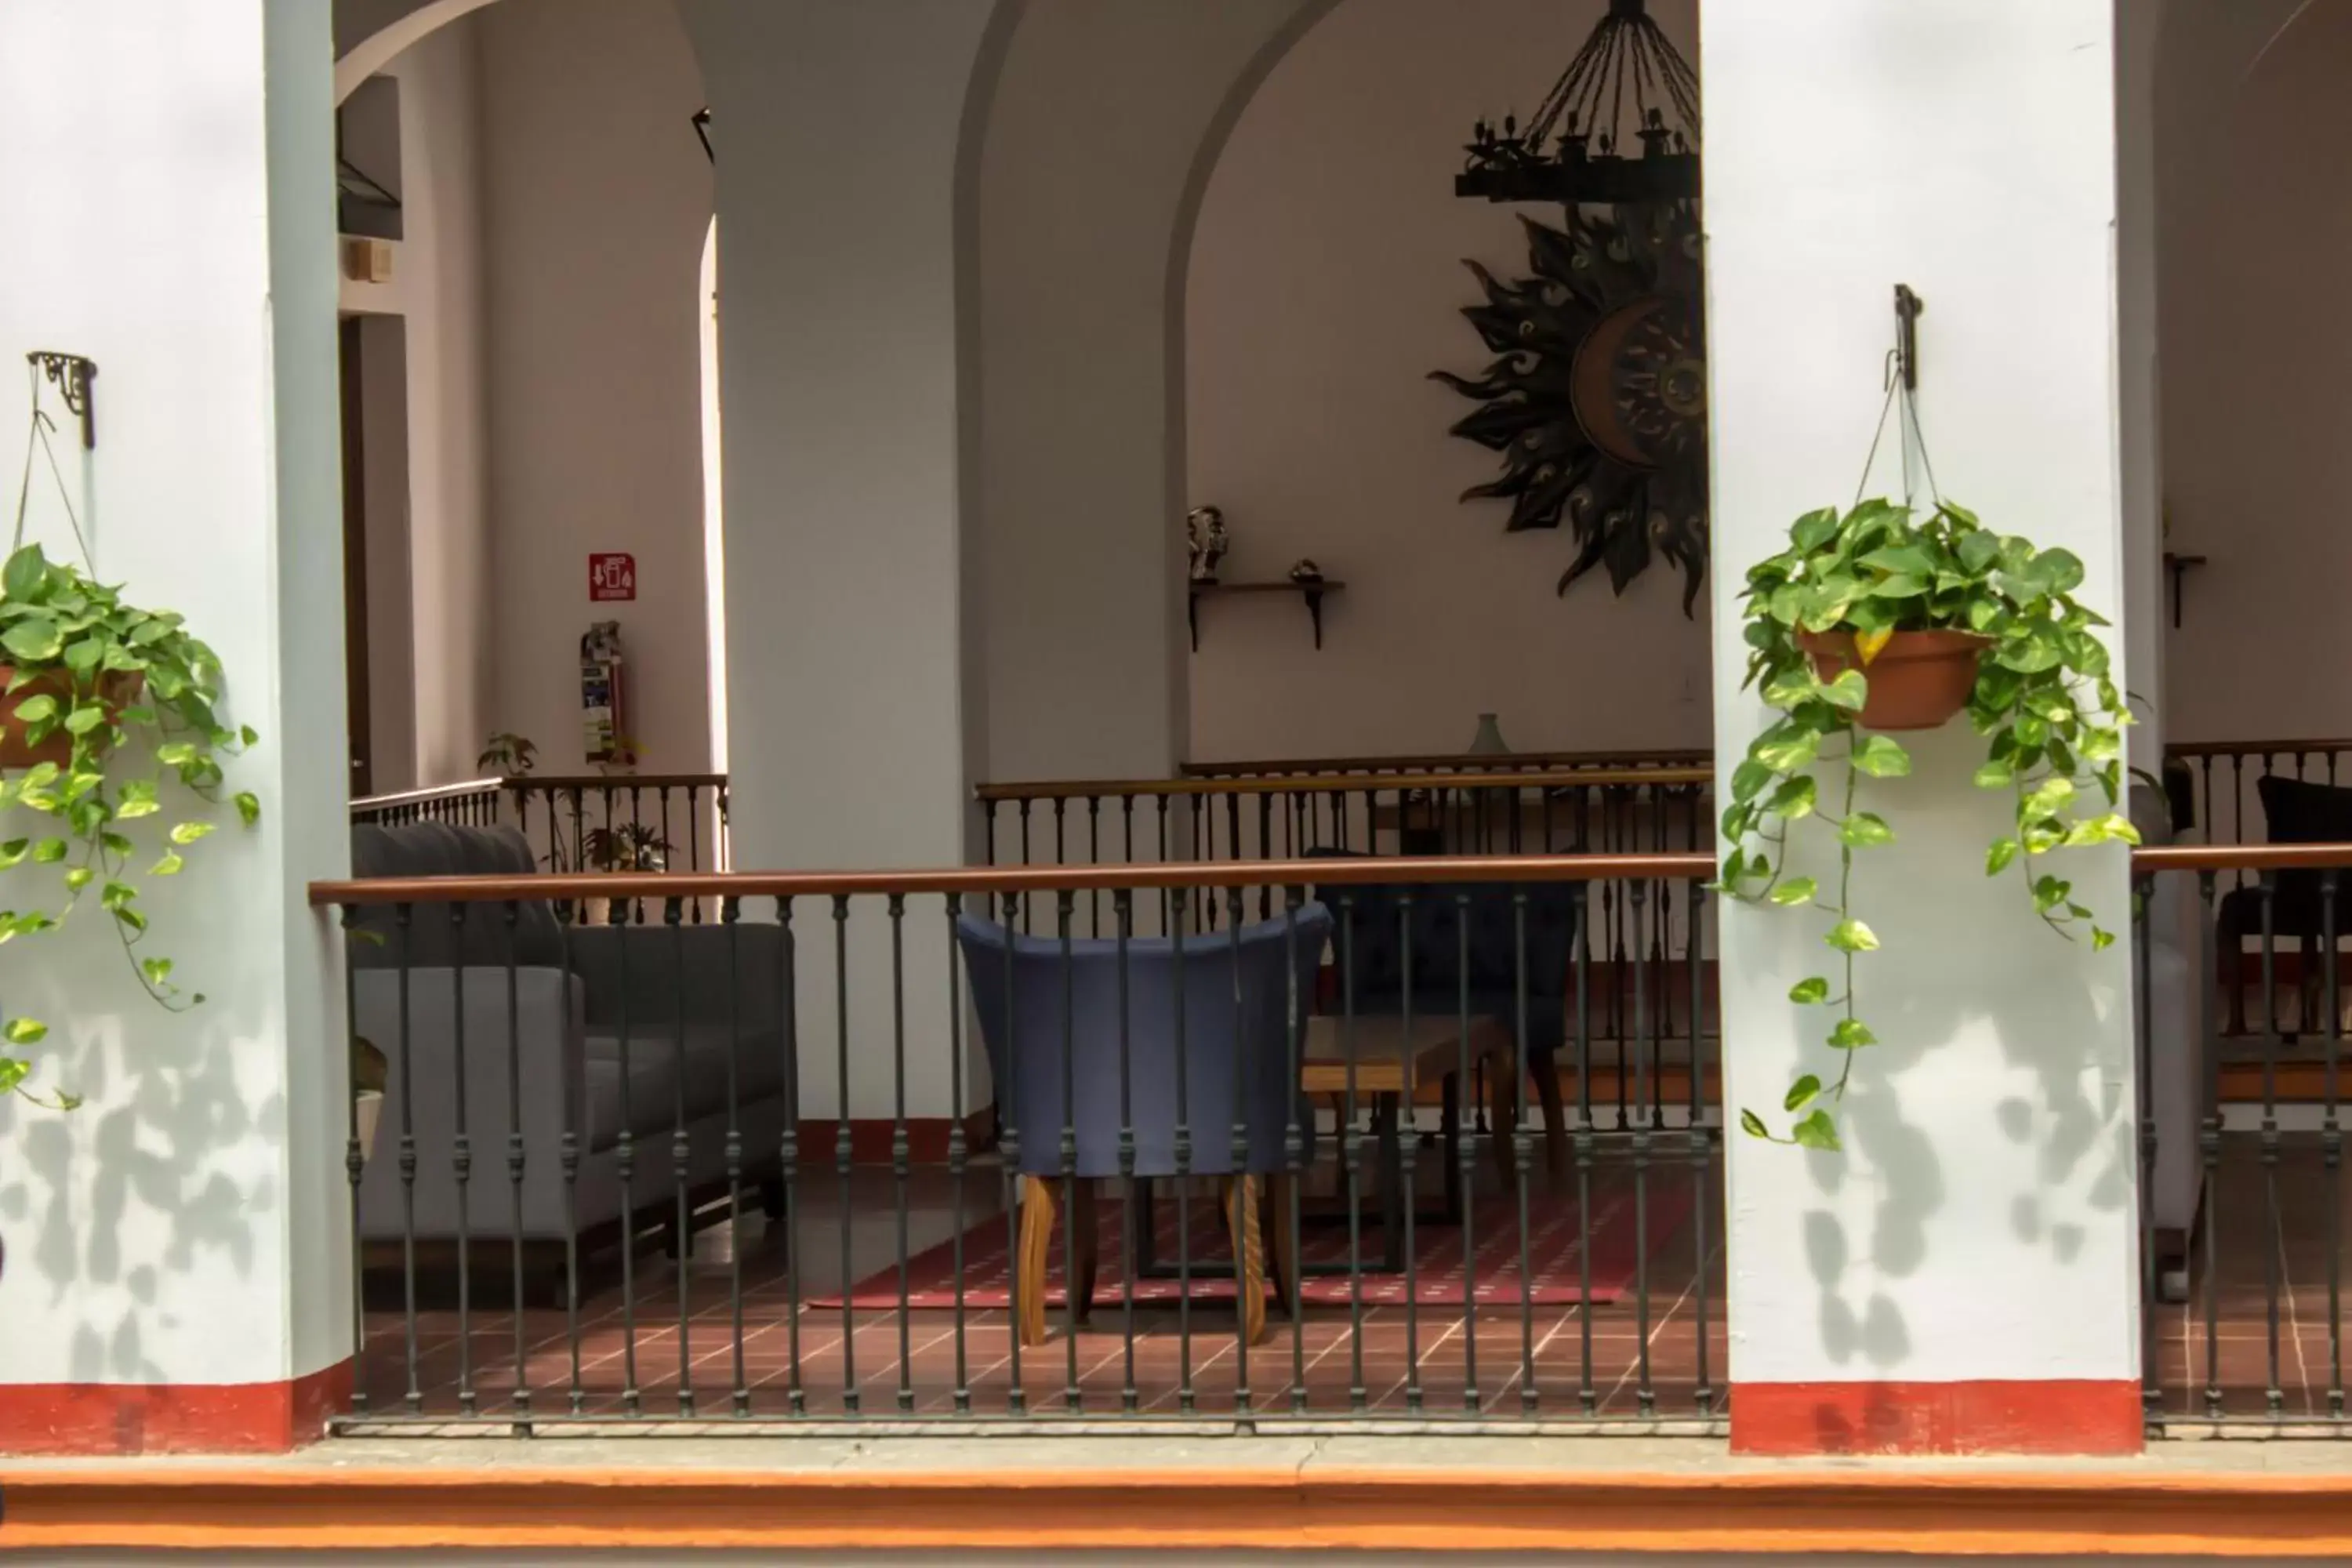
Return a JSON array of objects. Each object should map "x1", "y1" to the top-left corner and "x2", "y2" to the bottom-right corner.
[{"x1": 590, "y1": 553, "x2": 637, "y2": 602}]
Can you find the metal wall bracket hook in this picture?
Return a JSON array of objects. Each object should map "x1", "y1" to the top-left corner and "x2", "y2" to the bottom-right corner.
[
  {"x1": 1892, "y1": 285, "x2": 1923, "y2": 392},
  {"x1": 27, "y1": 352, "x2": 96, "y2": 449}
]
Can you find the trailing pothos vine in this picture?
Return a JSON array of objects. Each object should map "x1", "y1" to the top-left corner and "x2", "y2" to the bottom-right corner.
[
  {"x1": 0, "y1": 540, "x2": 258, "y2": 1109},
  {"x1": 1715, "y1": 498, "x2": 2138, "y2": 1151}
]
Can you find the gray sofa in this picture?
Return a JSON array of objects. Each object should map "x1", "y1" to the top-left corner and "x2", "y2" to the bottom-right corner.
[{"x1": 347, "y1": 823, "x2": 789, "y2": 1254}]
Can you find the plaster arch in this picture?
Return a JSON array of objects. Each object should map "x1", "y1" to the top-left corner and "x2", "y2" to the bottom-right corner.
[{"x1": 336, "y1": 0, "x2": 503, "y2": 104}]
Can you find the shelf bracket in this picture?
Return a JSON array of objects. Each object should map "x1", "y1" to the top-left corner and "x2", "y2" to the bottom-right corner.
[{"x1": 28, "y1": 351, "x2": 97, "y2": 449}]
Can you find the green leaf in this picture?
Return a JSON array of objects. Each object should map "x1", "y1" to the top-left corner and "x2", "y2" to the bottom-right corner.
[
  {"x1": 140, "y1": 956, "x2": 173, "y2": 987},
  {"x1": 239, "y1": 724, "x2": 259, "y2": 748},
  {"x1": 2033, "y1": 875, "x2": 2072, "y2": 913},
  {"x1": 1784, "y1": 1074, "x2": 1824, "y2": 1112},
  {"x1": 1792, "y1": 1109, "x2": 1842, "y2": 1152},
  {"x1": 1788, "y1": 976, "x2": 1831, "y2": 1004},
  {"x1": 63, "y1": 866, "x2": 93, "y2": 892},
  {"x1": 1830, "y1": 1017, "x2": 1878, "y2": 1049},
  {"x1": 63, "y1": 704, "x2": 103, "y2": 736},
  {"x1": 1754, "y1": 732, "x2": 1820, "y2": 773},
  {"x1": 3, "y1": 1017, "x2": 47, "y2": 1046},
  {"x1": 155, "y1": 742, "x2": 197, "y2": 767},
  {"x1": 2027, "y1": 547, "x2": 2086, "y2": 596},
  {"x1": 1859, "y1": 544, "x2": 1935, "y2": 577},
  {"x1": 1853, "y1": 735, "x2": 1912, "y2": 778},
  {"x1": 11, "y1": 693, "x2": 56, "y2": 725},
  {"x1": 1839, "y1": 811, "x2": 1895, "y2": 848},
  {"x1": 2, "y1": 618, "x2": 62, "y2": 664},
  {"x1": 1820, "y1": 669, "x2": 1870, "y2": 713},
  {"x1": 1731, "y1": 758, "x2": 1774, "y2": 804},
  {"x1": 149, "y1": 851, "x2": 184, "y2": 877},
  {"x1": 1769, "y1": 877, "x2": 1818, "y2": 908},
  {"x1": 3, "y1": 544, "x2": 51, "y2": 602},
  {"x1": 1738, "y1": 1108, "x2": 1773, "y2": 1141},
  {"x1": 31, "y1": 839, "x2": 67, "y2": 865},
  {"x1": 2024, "y1": 776, "x2": 2077, "y2": 818},
  {"x1": 1826, "y1": 918, "x2": 1880, "y2": 953},
  {"x1": 235, "y1": 792, "x2": 260, "y2": 826},
  {"x1": 2092, "y1": 927, "x2": 2117, "y2": 950},
  {"x1": 100, "y1": 880, "x2": 137, "y2": 913},
  {"x1": 1765, "y1": 776, "x2": 1817, "y2": 822},
  {"x1": 1791, "y1": 508, "x2": 1840, "y2": 552},
  {"x1": 167, "y1": 821, "x2": 216, "y2": 847},
  {"x1": 1973, "y1": 760, "x2": 2015, "y2": 789},
  {"x1": 1867, "y1": 572, "x2": 1929, "y2": 598},
  {"x1": 0, "y1": 1058, "x2": 27, "y2": 1096},
  {"x1": 61, "y1": 637, "x2": 101, "y2": 676},
  {"x1": 1987, "y1": 837, "x2": 2020, "y2": 876}
]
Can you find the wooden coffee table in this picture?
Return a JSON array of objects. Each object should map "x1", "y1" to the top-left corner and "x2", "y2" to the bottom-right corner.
[
  {"x1": 1132, "y1": 1014, "x2": 1549, "y2": 1279},
  {"x1": 1296, "y1": 1013, "x2": 1508, "y2": 1270}
]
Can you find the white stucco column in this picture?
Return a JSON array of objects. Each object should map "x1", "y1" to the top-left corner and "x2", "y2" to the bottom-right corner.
[
  {"x1": 0, "y1": 0, "x2": 350, "y2": 1452},
  {"x1": 1706, "y1": 1, "x2": 2141, "y2": 1454}
]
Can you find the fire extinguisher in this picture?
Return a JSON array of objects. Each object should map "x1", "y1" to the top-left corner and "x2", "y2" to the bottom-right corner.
[{"x1": 581, "y1": 620, "x2": 630, "y2": 764}]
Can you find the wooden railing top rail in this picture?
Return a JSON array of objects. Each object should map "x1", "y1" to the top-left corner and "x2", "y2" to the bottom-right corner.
[
  {"x1": 1181, "y1": 746, "x2": 1712, "y2": 777},
  {"x1": 308, "y1": 851, "x2": 1719, "y2": 906},
  {"x1": 308, "y1": 842, "x2": 2352, "y2": 906},
  {"x1": 504, "y1": 773, "x2": 728, "y2": 791},
  {"x1": 975, "y1": 765, "x2": 1713, "y2": 802},
  {"x1": 349, "y1": 777, "x2": 504, "y2": 812},
  {"x1": 2166, "y1": 739, "x2": 2352, "y2": 760},
  {"x1": 1145, "y1": 737, "x2": 2352, "y2": 785}
]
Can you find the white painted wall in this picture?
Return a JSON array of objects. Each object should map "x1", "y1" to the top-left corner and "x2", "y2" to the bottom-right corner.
[
  {"x1": 0, "y1": 0, "x2": 349, "y2": 1388},
  {"x1": 2155, "y1": 0, "x2": 2352, "y2": 749},
  {"x1": 339, "y1": 15, "x2": 493, "y2": 787},
  {"x1": 1705, "y1": 0, "x2": 2137, "y2": 1393},
  {"x1": 975, "y1": 0, "x2": 1325, "y2": 785},
  {"x1": 357, "y1": 314, "x2": 419, "y2": 793},
  {"x1": 1184, "y1": 0, "x2": 1707, "y2": 767},
  {"x1": 477, "y1": 0, "x2": 713, "y2": 775}
]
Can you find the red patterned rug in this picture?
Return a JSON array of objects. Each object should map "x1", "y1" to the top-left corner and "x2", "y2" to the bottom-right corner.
[{"x1": 811, "y1": 1181, "x2": 1694, "y2": 1310}]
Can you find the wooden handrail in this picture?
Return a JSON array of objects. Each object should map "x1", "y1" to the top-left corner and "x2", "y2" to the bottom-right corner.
[
  {"x1": 350, "y1": 777, "x2": 504, "y2": 812},
  {"x1": 504, "y1": 773, "x2": 728, "y2": 792},
  {"x1": 310, "y1": 841, "x2": 2352, "y2": 906},
  {"x1": 1181, "y1": 746, "x2": 1712, "y2": 777},
  {"x1": 1149, "y1": 738, "x2": 2352, "y2": 784},
  {"x1": 975, "y1": 766, "x2": 1712, "y2": 802},
  {"x1": 308, "y1": 851, "x2": 1719, "y2": 906}
]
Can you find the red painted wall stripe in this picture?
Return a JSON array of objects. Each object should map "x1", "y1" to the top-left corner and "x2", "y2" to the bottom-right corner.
[
  {"x1": 0, "y1": 1360, "x2": 350, "y2": 1456},
  {"x1": 1733, "y1": 1379, "x2": 2142, "y2": 1456}
]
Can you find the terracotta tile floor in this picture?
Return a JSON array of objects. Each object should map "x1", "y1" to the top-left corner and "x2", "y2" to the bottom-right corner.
[
  {"x1": 350, "y1": 1134, "x2": 2352, "y2": 1431},
  {"x1": 354, "y1": 1151, "x2": 1730, "y2": 1425}
]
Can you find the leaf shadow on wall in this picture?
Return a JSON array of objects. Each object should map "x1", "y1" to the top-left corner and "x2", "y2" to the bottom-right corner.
[
  {"x1": 0, "y1": 998, "x2": 278, "y2": 1388},
  {"x1": 1742, "y1": 914, "x2": 2128, "y2": 1455}
]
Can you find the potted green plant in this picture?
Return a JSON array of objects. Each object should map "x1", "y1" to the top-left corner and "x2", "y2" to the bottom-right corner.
[
  {"x1": 1717, "y1": 499, "x2": 2137, "y2": 1150},
  {"x1": 477, "y1": 731, "x2": 537, "y2": 776},
  {"x1": 579, "y1": 822, "x2": 672, "y2": 926},
  {"x1": 0, "y1": 543, "x2": 260, "y2": 1108}
]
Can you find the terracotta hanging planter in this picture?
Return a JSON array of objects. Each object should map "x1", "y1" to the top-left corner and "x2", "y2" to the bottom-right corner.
[
  {"x1": 0, "y1": 668, "x2": 144, "y2": 770},
  {"x1": 1797, "y1": 630, "x2": 1991, "y2": 731}
]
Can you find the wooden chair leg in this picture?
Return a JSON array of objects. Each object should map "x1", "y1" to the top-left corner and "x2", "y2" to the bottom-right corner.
[
  {"x1": 1530, "y1": 1052, "x2": 1569, "y2": 1179},
  {"x1": 1224, "y1": 1174, "x2": 1268, "y2": 1346},
  {"x1": 1264, "y1": 1172, "x2": 1300, "y2": 1319},
  {"x1": 1017, "y1": 1174, "x2": 1058, "y2": 1348},
  {"x1": 1487, "y1": 1064, "x2": 1519, "y2": 1183},
  {"x1": 1070, "y1": 1178, "x2": 1100, "y2": 1324}
]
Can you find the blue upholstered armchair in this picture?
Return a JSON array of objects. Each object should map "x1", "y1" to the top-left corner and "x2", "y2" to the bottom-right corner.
[
  {"x1": 956, "y1": 904, "x2": 1331, "y2": 1345},
  {"x1": 1305, "y1": 850, "x2": 1576, "y2": 1174}
]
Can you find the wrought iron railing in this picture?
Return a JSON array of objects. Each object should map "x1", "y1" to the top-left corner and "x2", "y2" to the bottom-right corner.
[
  {"x1": 2136, "y1": 842, "x2": 2352, "y2": 1437},
  {"x1": 350, "y1": 777, "x2": 506, "y2": 829},
  {"x1": 502, "y1": 773, "x2": 731, "y2": 877},
  {"x1": 311, "y1": 851, "x2": 1722, "y2": 1435}
]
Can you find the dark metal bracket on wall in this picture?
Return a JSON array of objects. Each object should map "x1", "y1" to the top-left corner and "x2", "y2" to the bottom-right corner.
[
  {"x1": 27, "y1": 351, "x2": 97, "y2": 449},
  {"x1": 1893, "y1": 284, "x2": 1923, "y2": 390}
]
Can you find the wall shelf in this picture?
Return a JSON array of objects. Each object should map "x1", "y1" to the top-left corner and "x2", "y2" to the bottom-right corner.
[
  {"x1": 2163, "y1": 552, "x2": 2206, "y2": 630},
  {"x1": 1189, "y1": 579, "x2": 1344, "y2": 652}
]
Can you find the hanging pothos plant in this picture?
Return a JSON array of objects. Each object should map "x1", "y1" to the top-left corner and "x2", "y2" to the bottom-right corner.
[
  {"x1": 1715, "y1": 497, "x2": 2138, "y2": 1151},
  {"x1": 0, "y1": 513, "x2": 258, "y2": 1103}
]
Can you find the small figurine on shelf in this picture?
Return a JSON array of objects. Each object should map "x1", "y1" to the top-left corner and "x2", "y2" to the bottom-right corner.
[
  {"x1": 1187, "y1": 505, "x2": 1228, "y2": 583},
  {"x1": 1287, "y1": 557, "x2": 1323, "y2": 586}
]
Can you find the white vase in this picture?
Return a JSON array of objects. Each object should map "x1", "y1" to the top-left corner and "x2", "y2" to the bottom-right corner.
[
  {"x1": 1467, "y1": 713, "x2": 1511, "y2": 757},
  {"x1": 355, "y1": 1089, "x2": 384, "y2": 1164}
]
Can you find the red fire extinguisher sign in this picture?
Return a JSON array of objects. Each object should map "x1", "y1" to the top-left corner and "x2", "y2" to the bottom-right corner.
[{"x1": 590, "y1": 553, "x2": 637, "y2": 602}]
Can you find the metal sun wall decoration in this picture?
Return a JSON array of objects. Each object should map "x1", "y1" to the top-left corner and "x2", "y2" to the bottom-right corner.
[
  {"x1": 1432, "y1": 0, "x2": 1707, "y2": 614},
  {"x1": 1430, "y1": 206, "x2": 1708, "y2": 613}
]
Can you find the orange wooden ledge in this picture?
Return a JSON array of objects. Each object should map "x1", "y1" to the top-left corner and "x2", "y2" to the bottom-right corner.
[{"x1": 13, "y1": 1464, "x2": 2352, "y2": 1555}]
